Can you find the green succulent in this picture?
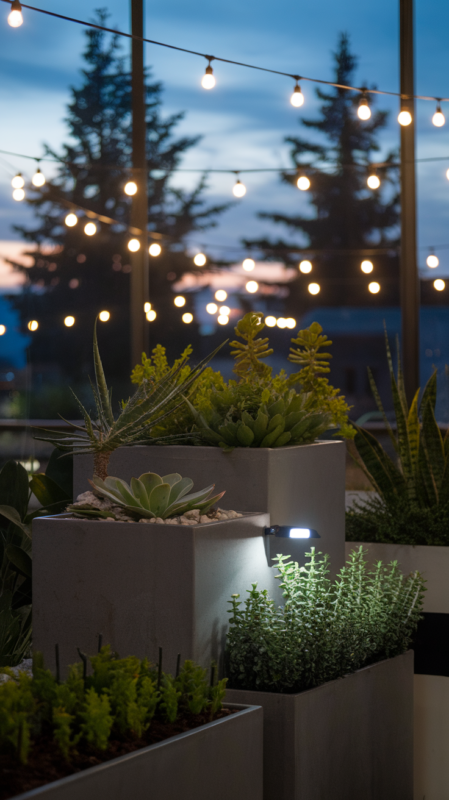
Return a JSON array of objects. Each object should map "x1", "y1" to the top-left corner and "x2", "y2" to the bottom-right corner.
[{"x1": 69, "y1": 472, "x2": 225, "y2": 520}]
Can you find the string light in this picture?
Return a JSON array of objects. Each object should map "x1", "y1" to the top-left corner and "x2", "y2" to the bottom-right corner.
[
  {"x1": 124, "y1": 180, "x2": 138, "y2": 196},
  {"x1": 174, "y1": 295, "x2": 186, "y2": 307},
  {"x1": 144, "y1": 302, "x2": 152, "y2": 312},
  {"x1": 265, "y1": 316, "x2": 276, "y2": 327},
  {"x1": 32, "y1": 167, "x2": 45, "y2": 187},
  {"x1": 12, "y1": 188, "x2": 25, "y2": 201},
  {"x1": 426, "y1": 253, "x2": 439, "y2": 268},
  {"x1": 11, "y1": 173, "x2": 24, "y2": 189},
  {"x1": 245, "y1": 280, "x2": 259, "y2": 293},
  {"x1": 277, "y1": 318, "x2": 287, "y2": 328},
  {"x1": 128, "y1": 238, "x2": 140, "y2": 252},
  {"x1": 432, "y1": 103, "x2": 445, "y2": 127},
  {"x1": 233, "y1": 178, "x2": 247, "y2": 198},
  {"x1": 27, "y1": 320, "x2": 38, "y2": 331},
  {"x1": 0, "y1": 325, "x2": 6, "y2": 335},
  {"x1": 299, "y1": 260, "x2": 312, "y2": 274},
  {"x1": 368, "y1": 281, "x2": 380, "y2": 294},
  {"x1": 65, "y1": 213, "x2": 78, "y2": 227},
  {"x1": 398, "y1": 108, "x2": 412, "y2": 126},
  {"x1": 308, "y1": 283, "x2": 320, "y2": 295},
  {"x1": 215, "y1": 290, "x2": 227, "y2": 301},
  {"x1": 64, "y1": 316, "x2": 75, "y2": 327},
  {"x1": 206, "y1": 303, "x2": 218, "y2": 314},
  {"x1": 217, "y1": 314, "x2": 229, "y2": 325},
  {"x1": 84, "y1": 222, "x2": 97, "y2": 236},
  {"x1": 8, "y1": 0, "x2": 23, "y2": 27},
  {"x1": 219, "y1": 305, "x2": 230, "y2": 315},
  {"x1": 201, "y1": 59, "x2": 215, "y2": 90},
  {"x1": 193, "y1": 252, "x2": 206, "y2": 266},
  {"x1": 99, "y1": 310, "x2": 110, "y2": 322},
  {"x1": 361, "y1": 260, "x2": 374, "y2": 273},
  {"x1": 182, "y1": 312, "x2": 194, "y2": 323},
  {"x1": 290, "y1": 81, "x2": 304, "y2": 108},
  {"x1": 149, "y1": 243, "x2": 162, "y2": 257},
  {"x1": 286, "y1": 318, "x2": 296, "y2": 328},
  {"x1": 434, "y1": 279, "x2": 445, "y2": 291},
  {"x1": 146, "y1": 309, "x2": 157, "y2": 321},
  {"x1": 242, "y1": 258, "x2": 255, "y2": 271},
  {"x1": 357, "y1": 92, "x2": 371, "y2": 121},
  {"x1": 297, "y1": 175, "x2": 311, "y2": 191},
  {"x1": 367, "y1": 172, "x2": 381, "y2": 189}
]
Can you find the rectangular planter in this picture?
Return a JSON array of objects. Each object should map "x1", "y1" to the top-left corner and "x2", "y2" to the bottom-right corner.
[
  {"x1": 74, "y1": 440, "x2": 346, "y2": 577},
  {"x1": 11, "y1": 704, "x2": 262, "y2": 800},
  {"x1": 33, "y1": 512, "x2": 280, "y2": 677},
  {"x1": 226, "y1": 651, "x2": 414, "y2": 800}
]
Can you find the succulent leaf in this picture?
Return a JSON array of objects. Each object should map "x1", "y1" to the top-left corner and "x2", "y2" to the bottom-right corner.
[{"x1": 149, "y1": 483, "x2": 171, "y2": 517}]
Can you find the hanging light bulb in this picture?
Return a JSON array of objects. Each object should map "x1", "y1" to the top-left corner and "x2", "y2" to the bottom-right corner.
[
  {"x1": 128, "y1": 238, "x2": 140, "y2": 252},
  {"x1": 27, "y1": 320, "x2": 38, "y2": 331},
  {"x1": 432, "y1": 102, "x2": 445, "y2": 127},
  {"x1": 12, "y1": 188, "x2": 25, "y2": 201},
  {"x1": 124, "y1": 180, "x2": 138, "y2": 196},
  {"x1": 194, "y1": 253, "x2": 207, "y2": 267},
  {"x1": 146, "y1": 309, "x2": 157, "y2": 321},
  {"x1": 65, "y1": 213, "x2": 78, "y2": 227},
  {"x1": 206, "y1": 303, "x2": 218, "y2": 314},
  {"x1": 368, "y1": 282, "x2": 381, "y2": 294},
  {"x1": 242, "y1": 258, "x2": 255, "y2": 271},
  {"x1": 32, "y1": 166, "x2": 45, "y2": 187},
  {"x1": 11, "y1": 173, "x2": 25, "y2": 189},
  {"x1": 64, "y1": 316, "x2": 75, "y2": 327},
  {"x1": 217, "y1": 314, "x2": 229, "y2": 325},
  {"x1": 367, "y1": 172, "x2": 381, "y2": 189},
  {"x1": 99, "y1": 311, "x2": 110, "y2": 322},
  {"x1": 426, "y1": 253, "x2": 439, "y2": 268},
  {"x1": 84, "y1": 222, "x2": 97, "y2": 236},
  {"x1": 265, "y1": 316, "x2": 276, "y2": 327},
  {"x1": 361, "y1": 260, "x2": 374, "y2": 273},
  {"x1": 398, "y1": 108, "x2": 412, "y2": 126},
  {"x1": 144, "y1": 302, "x2": 152, "y2": 313},
  {"x1": 215, "y1": 289, "x2": 227, "y2": 302},
  {"x1": 219, "y1": 305, "x2": 230, "y2": 315},
  {"x1": 299, "y1": 260, "x2": 312, "y2": 274},
  {"x1": 297, "y1": 175, "x2": 311, "y2": 191},
  {"x1": 8, "y1": 0, "x2": 23, "y2": 27},
  {"x1": 149, "y1": 243, "x2": 162, "y2": 257},
  {"x1": 245, "y1": 280, "x2": 259, "y2": 293},
  {"x1": 0, "y1": 325, "x2": 6, "y2": 336},
  {"x1": 182, "y1": 312, "x2": 194, "y2": 324},
  {"x1": 308, "y1": 283, "x2": 320, "y2": 295},
  {"x1": 357, "y1": 91, "x2": 371, "y2": 121},
  {"x1": 174, "y1": 295, "x2": 186, "y2": 307},
  {"x1": 290, "y1": 80, "x2": 304, "y2": 108},
  {"x1": 276, "y1": 318, "x2": 287, "y2": 329},
  {"x1": 233, "y1": 178, "x2": 246, "y2": 198},
  {"x1": 434, "y1": 279, "x2": 445, "y2": 291},
  {"x1": 201, "y1": 59, "x2": 215, "y2": 90}
]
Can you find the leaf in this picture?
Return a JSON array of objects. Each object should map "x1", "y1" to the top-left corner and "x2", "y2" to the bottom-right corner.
[
  {"x1": 419, "y1": 370, "x2": 437, "y2": 416},
  {"x1": 93, "y1": 317, "x2": 114, "y2": 427},
  {"x1": 0, "y1": 461, "x2": 29, "y2": 520},
  {"x1": 45, "y1": 448, "x2": 73, "y2": 498},
  {"x1": 421, "y1": 400, "x2": 445, "y2": 496},
  {"x1": 353, "y1": 426, "x2": 406, "y2": 500},
  {"x1": 150, "y1": 483, "x2": 171, "y2": 517},
  {"x1": 0, "y1": 505, "x2": 31, "y2": 538},
  {"x1": 407, "y1": 389, "x2": 420, "y2": 480},
  {"x1": 367, "y1": 367, "x2": 398, "y2": 454},
  {"x1": 30, "y1": 474, "x2": 70, "y2": 512},
  {"x1": 5, "y1": 545, "x2": 32, "y2": 578}
]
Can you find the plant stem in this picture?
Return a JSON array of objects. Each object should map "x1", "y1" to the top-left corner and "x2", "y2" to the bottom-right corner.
[{"x1": 93, "y1": 451, "x2": 110, "y2": 480}]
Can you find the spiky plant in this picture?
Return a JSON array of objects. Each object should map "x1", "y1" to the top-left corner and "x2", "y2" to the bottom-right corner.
[{"x1": 36, "y1": 318, "x2": 223, "y2": 479}]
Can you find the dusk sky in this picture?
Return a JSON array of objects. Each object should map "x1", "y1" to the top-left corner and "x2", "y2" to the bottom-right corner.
[{"x1": 1, "y1": 0, "x2": 449, "y2": 274}]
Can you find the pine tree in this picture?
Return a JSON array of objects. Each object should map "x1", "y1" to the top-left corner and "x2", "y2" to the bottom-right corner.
[
  {"x1": 245, "y1": 33, "x2": 400, "y2": 312},
  {"x1": 8, "y1": 10, "x2": 227, "y2": 401}
]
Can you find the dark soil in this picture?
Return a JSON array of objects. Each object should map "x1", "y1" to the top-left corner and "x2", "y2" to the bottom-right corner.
[{"x1": 1, "y1": 708, "x2": 235, "y2": 800}]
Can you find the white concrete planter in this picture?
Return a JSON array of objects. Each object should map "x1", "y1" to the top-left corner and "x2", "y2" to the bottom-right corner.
[
  {"x1": 226, "y1": 651, "x2": 413, "y2": 800},
  {"x1": 74, "y1": 440, "x2": 346, "y2": 577},
  {"x1": 346, "y1": 540, "x2": 449, "y2": 800},
  {"x1": 11, "y1": 704, "x2": 262, "y2": 800},
  {"x1": 33, "y1": 512, "x2": 280, "y2": 677}
]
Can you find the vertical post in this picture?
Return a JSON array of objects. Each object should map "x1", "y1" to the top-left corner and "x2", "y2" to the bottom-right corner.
[
  {"x1": 400, "y1": 0, "x2": 419, "y2": 401},
  {"x1": 130, "y1": 0, "x2": 149, "y2": 367}
]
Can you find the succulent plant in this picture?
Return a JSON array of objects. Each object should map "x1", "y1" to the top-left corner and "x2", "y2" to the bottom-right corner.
[{"x1": 69, "y1": 471, "x2": 225, "y2": 520}]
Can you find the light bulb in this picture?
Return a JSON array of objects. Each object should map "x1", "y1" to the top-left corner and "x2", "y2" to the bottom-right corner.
[
  {"x1": 367, "y1": 174, "x2": 381, "y2": 189},
  {"x1": 12, "y1": 188, "x2": 25, "y2": 201},
  {"x1": 144, "y1": 302, "x2": 152, "y2": 312},
  {"x1": 32, "y1": 168, "x2": 45, "y2": 187},
  {"x1": 84, "y1": 222, "x2": 97, "y2": 236},
  {"x1": 27, "y1": 320, "x2": 38, "y2": 331},
  {"x1": 265, "y1": 316, "x2": 276, "y2": 327},
  {"x1": 215, "y1": 290, "x2": 227, "y2": 302},
  {"x1": 299, "y1": 260, "x2": 312, "y2": 274},
  {"x1": 276, "y1": 318, "x2": 287, "y2": 329},
  {"x1": 128, "y1": 238, "x2": 140, "y2": 252},
  {"x1": 65, "y1": 213, "x2": 78, "y2": 227},
  {"x1": 297, "y1": 175, "x2": 311, "y2": 191},
  {"x1": 64, "y1": 316, "x2": 75, "y2": 327},
  {"x1": 398, "y1": 109, "x2": 412, "y2": 126},
  {"x1": 245, "y1": 280, "x2": 259, "y2": 293},
  {"x1": 357, "y1": 95, "x2": 371, "y2": 120},
  {"x1": 242, "y1": 258, "x2": 255, "y2": 271},
  {"x1": 201, "y1": 64, "x2": 215, "y2": 90},
  {"x1": 434, "y1": 279, "x2": 445, "y2": 291},
  {"x1": 426, "y1": 254, "x2": 439, "y2": 268},
  {"x1": 182, "y1": 312, "x2": 193, "y2": 324},
  {"x1": 99, "y1": 310, "x2": 110, "y2": 322},
  {"x1": 219, "y1": 305, "x2": 230, "y2": 315},
  {"x1": 286, "y1": 318, "x2": 296, "y2": 329},
  {"x1": 233, "y1": 179, "x2": 246, "y2": 198},
  {"x1": 368, "y1": 282, "x2": 380, "y2": 294},
  {"x1": 149, "y1": 243, "x2": 162, "y2": 257},
  {"x1": 124, "y1": 181, "x2": 138, "y2": 196},
  {"x1": 8, "y1": 1, "x2": 23, "y2": 27},
  {"x1": 0, "y1": 325, "x2": 6, "y2": 335},
  {"x1": 290, "y1": 82, "x2": 304, "y2": 108},
  {"x1": 11, "y1": 173, "x2": 24, "y2": 189},
  {"x1": 217, "y1": 315, "x2": 229, "y2": 325},
  {"x1": 193, "y1": 253, "x2": 206, "y2": 267},
  {"x1": 432, "y1": 105, "x2": 445, "y2": 127},
  {"x1": 308, "y1": 282, "x2": 320, "y2": 295},
  {"x1": 146, "y1": 309, "x2": 157, "y2": 321},
  {"x1": 206, "y1": 302, "x2": 218, "y2": 314},
  {"x1": 361, "y1": 260, "x2": 374, "y2": 274},
  {"x1": 174, "y1": 295, "x2": 186, "y2": 307}
]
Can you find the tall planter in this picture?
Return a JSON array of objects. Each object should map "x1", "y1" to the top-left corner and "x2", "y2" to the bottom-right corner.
[
  {"x1": 346, "y1": 541, "x2": 449, "y2": 800},
  {"x1": 9, "y1": 704, "x2": 262, "y2": 800},
  {"x1": 226, "y1": 651, "x2": 414, "y2": 800},
  {"x1": 33, "y1": 512, "x2": 278, "y2": 676},
  {"x1": 73, "y1": 440, "x2": 346, "y2": 576}
]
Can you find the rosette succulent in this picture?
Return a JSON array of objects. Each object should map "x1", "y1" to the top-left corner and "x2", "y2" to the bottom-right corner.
[{"x1": 69, "y1": 472, "x2": 225, "y2": 520}]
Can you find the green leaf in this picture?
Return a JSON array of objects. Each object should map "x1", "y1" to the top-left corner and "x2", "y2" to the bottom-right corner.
[
  {"x1": 167, "y1": 477, "x2": 194, "y2": 505},
  {"x1": 420, "y1": 370, "x2": 437, "y2": 415},
  {"x1": 5, "y1": 545, "x2": 32, "y2": 578},
  {"x1": 30, "y1": 474, "x2": 70, "y2": 511},
  {"x1": 139, "y1": 473, "x2": 163, "y2": 497},
  {"x1": 421, "y1": 400, "x2": 445, "y2": 496},
  {"x1": 0, "y1": 505, "x2": 31, "y2": 538},
  {"x1": 407, "y1": 389, "x2": 420, "y2": 480},
  {"x1": 130, "y1": 478, "x2": 151, "y2": 510},
  {"x1": 150, "y1": 483, "x2": 171, "y2": 517},
  {"x1": 353, "y1": 426, "x2": 406, "y2": 500}
]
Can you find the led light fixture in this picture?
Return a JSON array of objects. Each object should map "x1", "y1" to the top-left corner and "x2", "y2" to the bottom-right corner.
[{"x1": 265, "y1": 525, "x2": 320, "y2": 539}]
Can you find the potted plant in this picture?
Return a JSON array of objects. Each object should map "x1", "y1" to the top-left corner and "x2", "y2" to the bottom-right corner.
[
  {"x1": 0, "y1": 646, "x2": 262, "y2": 800},
  {"x1": 346, "y1": 338, "x2": 449, "y2": 798},
  {"x1": 225, "y1": 546, "x2": 424, "y2": 800}
]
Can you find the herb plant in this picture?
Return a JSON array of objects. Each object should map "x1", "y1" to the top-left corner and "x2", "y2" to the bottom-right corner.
[{"x1": 226, "y1": 547, "x2": 424, "y2": 694}]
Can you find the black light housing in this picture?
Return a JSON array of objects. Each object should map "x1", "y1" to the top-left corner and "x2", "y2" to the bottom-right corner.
[{"x1": 265, "y1": 525, "x2": 320, "y2": 539}]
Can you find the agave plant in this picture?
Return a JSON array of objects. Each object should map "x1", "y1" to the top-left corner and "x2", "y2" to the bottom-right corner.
[
  {"x1": 69, "y1": 472, "x2": 225, "y2": 520},
  {"x1": 36, "y1": 317, "x2": 223, "y2": 479}
]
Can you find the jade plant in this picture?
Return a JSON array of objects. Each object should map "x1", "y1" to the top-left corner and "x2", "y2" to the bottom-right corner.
[{"x1": 68, "y1": 471, "x2": 225, "y2": 521}]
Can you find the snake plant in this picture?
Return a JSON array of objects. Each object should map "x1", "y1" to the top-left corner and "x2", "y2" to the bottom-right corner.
[
  {"x1": 35, "y1": 317, "x2": 223, "y2": 479},
  {"x1": 69, "y1": 471, "x2": 225, "y2": 520}
]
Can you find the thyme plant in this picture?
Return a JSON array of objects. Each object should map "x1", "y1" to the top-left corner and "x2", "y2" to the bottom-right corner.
[{"x1": 226, "y1": 547, "x2": 424, "y2": 693}]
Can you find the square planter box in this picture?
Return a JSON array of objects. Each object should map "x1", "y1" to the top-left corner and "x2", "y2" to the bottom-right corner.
[
  {"x1": 33, "y1": 512, "x2": 281, "y2": 677},
  {"x1": 226, "y1": 651, "x2": 414, "y2": 800},
  {"x1": 10, "y1": 704, "x2": 262, "y2": 800},
  {"x1": 74, "y1": 440, "x2": 346, "y2": 577}
]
